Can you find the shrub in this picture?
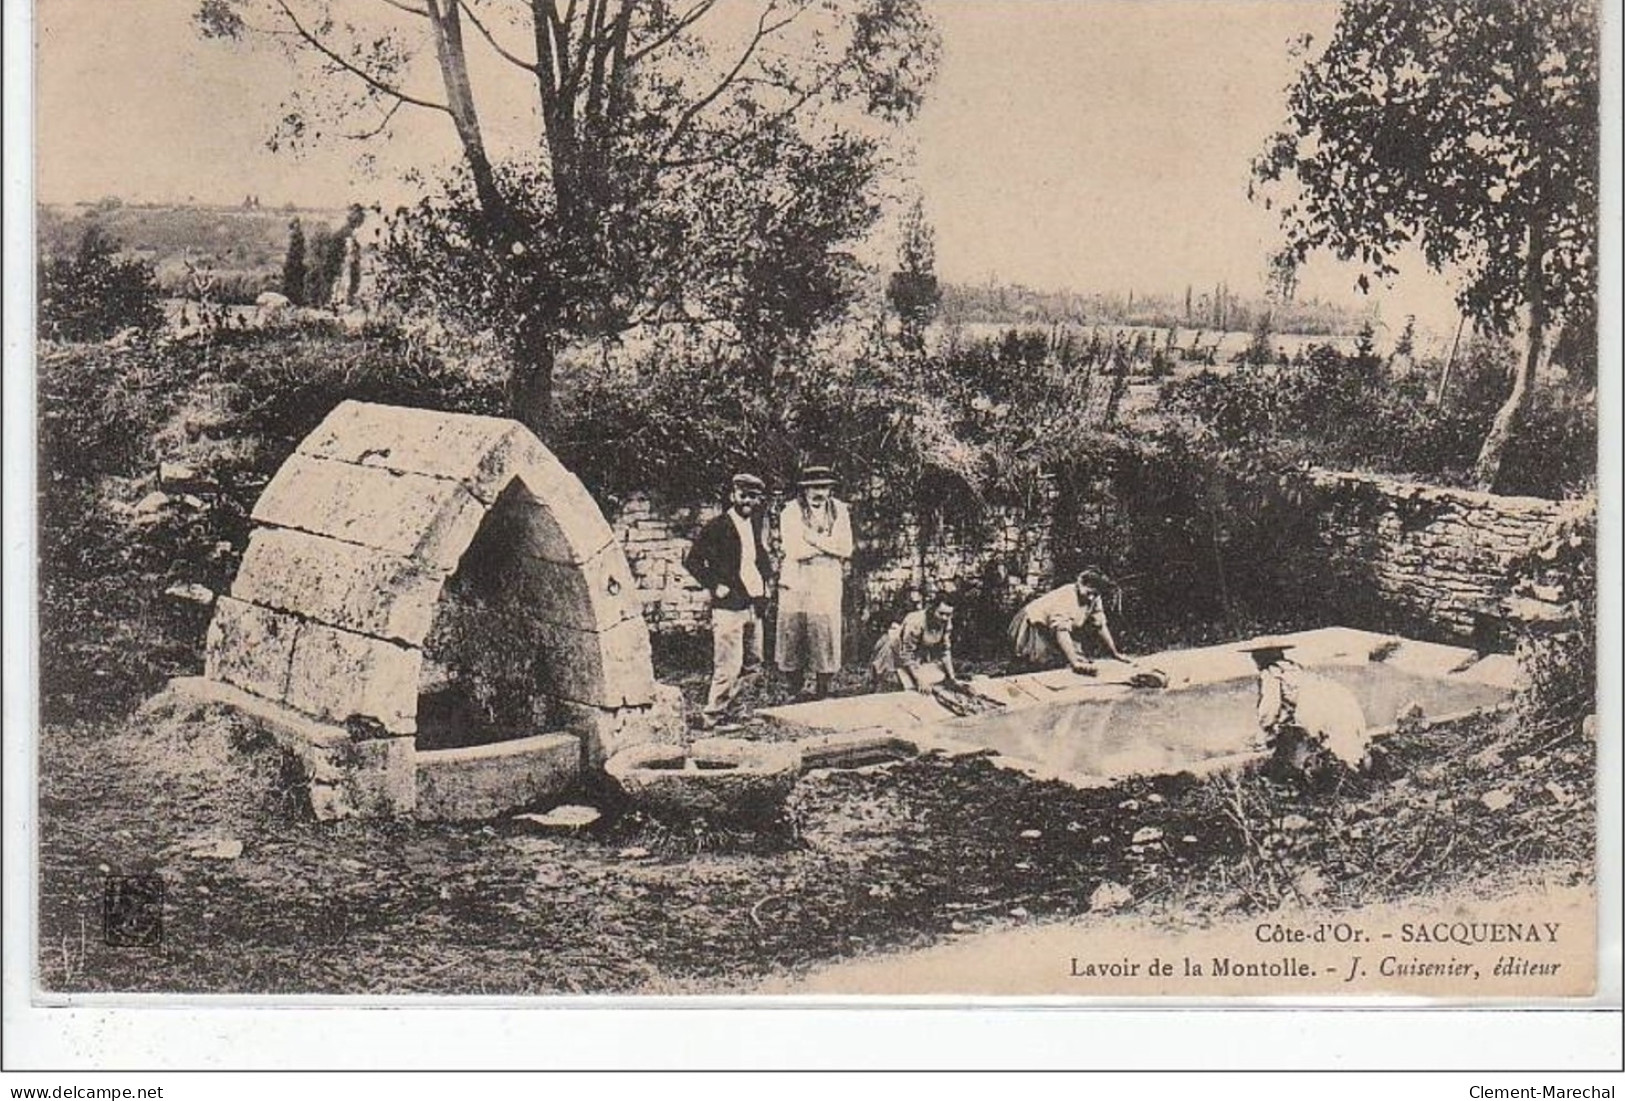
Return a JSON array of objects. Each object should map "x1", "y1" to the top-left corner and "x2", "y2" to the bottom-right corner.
[
  {"x1": 552, "y1": 323, "x2": 1119, "y2": 528},
  {"x1": 1509, "y1": 505, "x2": 1597, "y2": 738},
  {"x1": 1046, "y1": 432, "x2": 1344, "y2": 650},
  {"x1": 38, "y1": 224, "x2": 165, "y2": 342},
  {"x1": 1158, "y1": 340, "x2": 1594, "y2": 499},
  {"x1": 36, "y1": 323, "x2": 504, "y2": 720}
]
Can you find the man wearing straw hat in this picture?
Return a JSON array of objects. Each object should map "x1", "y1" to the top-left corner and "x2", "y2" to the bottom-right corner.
[
  {"x1": 1241, "y1": 638, "x2": 1372, "y2": 779},
  {"x1": 683, "y1": 472, "x2": 773, "y2": 729},
  {"x1": 775, "y1": 465, "x2": 854, "y2": 700}
]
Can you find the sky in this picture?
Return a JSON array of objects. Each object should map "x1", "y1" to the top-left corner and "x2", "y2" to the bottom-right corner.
[{"x1": 31, "y1": 0, "x2": 1462, "y2": 333}]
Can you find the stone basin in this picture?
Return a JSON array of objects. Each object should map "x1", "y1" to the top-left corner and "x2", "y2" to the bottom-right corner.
[
  {"x1": 604, "y1": 738, "x2": 803, "y2": 823},
  {"x1": 759, "y1": 627, "x2": 1520, "y2": 787}
]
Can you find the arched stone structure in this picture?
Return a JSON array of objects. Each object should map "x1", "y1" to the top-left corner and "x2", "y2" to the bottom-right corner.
[{"x1": 192, "y1": 400, "x2": 683, "y2": 819}]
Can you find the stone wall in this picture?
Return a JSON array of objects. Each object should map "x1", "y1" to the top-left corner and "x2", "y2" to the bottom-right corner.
[
  {"x1": 610, "y1": 490, "x2": 1057, "y2": 646},
  {"x1": 613, "y1": 496, "x2": 713, "y2": 634},
  {"x1": 609, "y1": 470, "x2": 1589, "y2": 653},
  {"x1": 1307, "y1": 470, "x2": 1586, "y2": 640}
]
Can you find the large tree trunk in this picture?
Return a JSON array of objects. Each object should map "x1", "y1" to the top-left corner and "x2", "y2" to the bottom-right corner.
[
  {"x1": 508, "y1": 322, "x2": 556, "y2": 438},
  {"x1": 1472, "y1": 223, "x2": 1548, "y2": 492}
]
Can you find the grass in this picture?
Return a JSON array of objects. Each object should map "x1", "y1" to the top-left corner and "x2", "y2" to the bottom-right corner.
[{"x1": 34, "y1": 658, "x2": 1595, "y2": 996}]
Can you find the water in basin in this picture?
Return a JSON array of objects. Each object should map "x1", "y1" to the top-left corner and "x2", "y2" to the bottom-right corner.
[{"x1": 937, "y1": 664, "x2": 1512, "y2": 780}]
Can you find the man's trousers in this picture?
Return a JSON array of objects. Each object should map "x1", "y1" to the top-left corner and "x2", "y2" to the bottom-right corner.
[{"x1": 704, "y1": 605, "x2": 763, "y2": 721}]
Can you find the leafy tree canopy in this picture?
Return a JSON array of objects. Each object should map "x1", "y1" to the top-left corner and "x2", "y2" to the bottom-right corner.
[
  {"x1": 886, "y1": 195, "x2": 939, "y2": 353},
  {"x1": 198, "y1": 0, "x2": 940, "y2": 431},
  {"x1": 1253, "y1": 0, "x2": 1598, "y2": 328},
  {"x1": 1252, "y1": 0, "x2": 1598, "y2": 490}
]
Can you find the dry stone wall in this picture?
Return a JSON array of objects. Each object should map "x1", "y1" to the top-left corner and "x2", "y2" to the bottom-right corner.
[
  {"x1": 610, "y1": 490, "x2": 1056, "y2": 645},
  {"x1": 1307, "y1": 470, "x2": 1586, "y2": 640},
  {"x1": 611, "y1": 471, "x2": 1581, "y2": 655}
]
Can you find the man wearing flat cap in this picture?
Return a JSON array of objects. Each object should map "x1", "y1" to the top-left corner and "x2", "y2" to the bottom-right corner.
[
  {"x1": 776, "y1": 465, "x2": 854, "y2": 699},
  {"x1": 684, "y1": 473, "x2": 774, "y2": 728}
]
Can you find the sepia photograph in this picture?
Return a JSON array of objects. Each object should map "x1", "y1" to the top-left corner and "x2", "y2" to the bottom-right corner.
[{"x1": 12, "y1": 0, "x2": 1614, "y2": 1028}]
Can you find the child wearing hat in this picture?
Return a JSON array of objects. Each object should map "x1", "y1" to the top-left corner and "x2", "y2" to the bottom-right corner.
[{"x1": 1242, "y1": 638, "x2": 1372, "y2": 779}]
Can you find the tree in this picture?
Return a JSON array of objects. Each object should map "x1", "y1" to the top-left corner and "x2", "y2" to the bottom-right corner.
[
  {"x1": 1264, "y1": 246, "x2": 1299, "y2": 307},
  {"x1": 886, "y1": 196, "x2": 939, "y2": 354},
  {"x1": 1252, "y1": 0, "x2": 1598, "y2": 491},
  {"x1": 38, "y1": 223, "x2": 165, "y2": 342},
  {"x1": 303, "y1": 226, "x2": 336, "y2": 307},
  {"x1": 299, "y1": 205, "x2": 368, "y2": 307},
  {"x1": 1244, "y1": 310, "x2": 1275, "y2": 368},
  {"x1": 198, "y1": 0, "x2": 940, "y2": 434},
  {"x1": 282, "y1": 218, "x2": 307, "y2": 304}
]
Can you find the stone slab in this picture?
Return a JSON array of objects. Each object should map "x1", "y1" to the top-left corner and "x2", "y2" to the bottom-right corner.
[
  {"x1": 306, "y1": 735, "x2": 418, "y2": 820},
  {"x1": 1460, "y1": 653, "x2": 1525, "y2": 691},
  {"x1": 532, "y1": 616, "x2": 656, "y2": 708},
  {"x1": 252, "y1": 453, "x2": 486, "y2": 570},
  {"x1": 301, "y1": 407, "x2": 607, "y2": 521},
  {"x1": 204, "y1": 597, "x2": 301, "y2": 702},
  {"x1": 415, "y1": 732, "x2": 582, "y2": 821},
  {"x1": 1138, "y1": 628, "x2": 1393, "y2": 689},
  {"x1": 168, "y1": 675, "x2": 349, "y2": 749},
  {"x1": 1384, "y1": 638, "x2": 1484, "y2": 679},
  {"x1": 757, "y1": 693, "x2": 950, "y2": 736},
  {"x1": 504, "y1": 460, "x2": 618, "y2": 566},
  {"x1": 296, "y1": 401, "x2": 515, "y2": 488},
  {"x1": 795, "y1": 731, "x2": 922, "y2": 770},
  {"x1": 763, "y1": 627, "x2": 1493, "y2": 743},
  {"x1": 556, "y1": 683, "x2": 685, "y2": 769},
  {"x1": 232, "y1": 527, "x2": 446, "y2": 644},
  {"x1": 284, "y1": 620, "x2": 422, "y2": 734}
]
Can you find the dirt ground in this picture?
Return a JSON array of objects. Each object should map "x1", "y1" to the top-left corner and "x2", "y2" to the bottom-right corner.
[{"x1": 34, "y1": 658, "x2": 1595, "y2": 997}]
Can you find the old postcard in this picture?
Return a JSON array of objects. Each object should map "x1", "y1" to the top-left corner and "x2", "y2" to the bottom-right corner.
[{"x1": 12, "y1": 0, "x2": 1616, "y2": 1041}]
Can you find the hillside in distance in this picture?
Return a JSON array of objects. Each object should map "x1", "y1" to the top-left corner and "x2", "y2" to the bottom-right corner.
[{"x1": 39, "y1": 200, "x2": 361, "y2": 300}]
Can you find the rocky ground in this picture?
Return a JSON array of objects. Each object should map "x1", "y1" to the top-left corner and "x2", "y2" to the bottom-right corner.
[{"x1": 35, "y1": 661, "x2": 1594, "y2": 996}]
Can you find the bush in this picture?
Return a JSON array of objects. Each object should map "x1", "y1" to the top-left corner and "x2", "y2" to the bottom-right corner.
[
  {"x1": 38, "y1": 224, "x2": 165, "y2": 342},
  {"x1": 551, "y1": 324, "x2": 1121, "y2": 529},
  {"x1": 36, "y1": 323, "x2": 504, "y2": 720},
  {"x1": 1046, "y1": 432, "x2": 1347, "y2": 650},
  {"x1": 1158, "y1": 340, "x2": 1594, "y2": 499},
  {"x1": 1509, "y1": 506, "x2": 1597, "y2": 738}
]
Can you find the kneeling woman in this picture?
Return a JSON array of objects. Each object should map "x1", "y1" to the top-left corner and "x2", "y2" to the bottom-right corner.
[{"x1": 871, "y1": 590, "x2": 961, "y2": 693}]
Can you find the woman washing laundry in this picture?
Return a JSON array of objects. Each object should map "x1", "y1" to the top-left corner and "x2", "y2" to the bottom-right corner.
[{"x1": 872, "y1": 587, "x2": 1004, "y2": 716}]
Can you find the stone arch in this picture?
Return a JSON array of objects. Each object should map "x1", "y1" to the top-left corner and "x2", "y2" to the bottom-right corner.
[{"x1": 201, "y1": 400, "x2": 680, "y2": 817}]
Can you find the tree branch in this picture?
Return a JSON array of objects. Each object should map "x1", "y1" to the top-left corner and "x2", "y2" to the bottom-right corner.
[
  {"x1": 565, "y1": 0, "x2": 605, "y2": 99},
  {"x1": 273, "y1": 0, "x2": 451, "y2": 113},
  {"x1": 536, "y1": 0, "x2": 572, "y2": 95},
  {"x1": 584, "y1": 0, "x2": 632, "y2": 128},
  {"x1": 456, "y1": 0, "x2": 539, "y2": 71},
  {"x1": 657, "y1": 1, "x2": 799, "y2": 162},
  {"x1": 626, "y1": 0, "x2": 718, "y2": 65},
  {"x1": 345, "y1": 96, "x2": 406, "y2": 140},
  {"x1": 375, "y1": 0, "x2": 431, "y2": 17},
  {"x1": 660, "y1": 55, "x2": 838, "y2": 170}
]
